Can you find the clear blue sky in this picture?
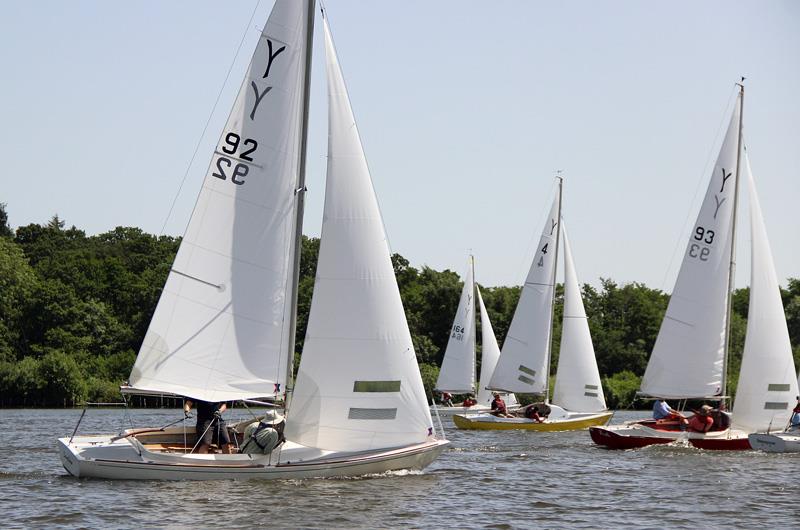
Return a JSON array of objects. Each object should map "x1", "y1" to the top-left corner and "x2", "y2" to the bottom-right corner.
[{"x1": 2, "y1": 1, "x2": 798, "y2": 290}]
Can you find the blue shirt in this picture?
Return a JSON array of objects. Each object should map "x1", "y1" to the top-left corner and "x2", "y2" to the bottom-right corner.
[{"x1": 653, "y1": 400, "x2": 671, "y2": 419}]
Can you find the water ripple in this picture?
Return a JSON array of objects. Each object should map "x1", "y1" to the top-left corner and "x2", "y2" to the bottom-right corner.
[{"x1": 1, "y1": 409, "x2": 798, "y2": 528}]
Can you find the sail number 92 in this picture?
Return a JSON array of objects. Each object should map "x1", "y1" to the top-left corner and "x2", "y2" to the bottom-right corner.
[
  {"x1": 688, "y1": 226, "x2": 715, "y2": 261},
  {"x1": 213, "y1": 132, "x2": 258, "y2": 185}
]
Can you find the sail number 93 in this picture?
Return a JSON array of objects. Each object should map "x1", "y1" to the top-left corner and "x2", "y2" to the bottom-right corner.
[
  {"x1": 689, "y1": 226, "x2": 715, "y2": 261},
  {"x1": 213, "y1": 132, "x2": 258, "y2": 185}
]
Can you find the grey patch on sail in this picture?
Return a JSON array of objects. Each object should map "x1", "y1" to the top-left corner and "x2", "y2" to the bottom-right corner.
[
  {"x1": 518, "y1": 365, "x2": 536, "y2": 377},
  {"x1": 767, "y1": 384, "x2": 791, "y2": 392},
  {"x1": 348, "y1": 408, "x2": 397, "y2": 420},
  {"x1": 585, "y1": 384, "x2": 598, "y2": 390},
  {"x1": 353, "y1": 381, "x2": 401, "y2": 393},
  {"x1": 764, "y1": 402, "x2": 788, "y2": 410},
  {"x1": 584, "y1": 392, "x2": 599, "y2": 397},
  {"x1": 518, "y1": 375, "x2": 535, "y2": 385}
]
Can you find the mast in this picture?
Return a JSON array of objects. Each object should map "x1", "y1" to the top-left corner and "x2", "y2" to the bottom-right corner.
[
  {"x1": 544, "y1": 174, "x2": 563, "y2": 404},
  {"x1": 721, "y1": 81, "x2": 745, "y2": 405},
  {"x1": 471, "y1": 253, "x2": 477, "y2": 396},
  {"x1": 284, "y1": 0, "x2": 316, "y2": 400}
]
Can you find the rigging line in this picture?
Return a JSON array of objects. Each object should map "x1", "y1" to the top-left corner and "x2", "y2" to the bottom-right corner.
[
  {"x1": 158, "y1": 0, "x2": 264, "y2": 237},
  {"x1": 657, "y1": 85, "x2": 738, "y2": 292}
]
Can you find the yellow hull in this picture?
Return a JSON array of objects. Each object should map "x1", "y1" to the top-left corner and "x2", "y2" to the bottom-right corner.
[{"x1": 452, "y1": 411, "x2": 613, "y2": 431}]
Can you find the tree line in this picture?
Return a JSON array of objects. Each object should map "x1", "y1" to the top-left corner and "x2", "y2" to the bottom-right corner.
[{"x1": 1, "y1": 203, "x2": 798, "y2": 408}]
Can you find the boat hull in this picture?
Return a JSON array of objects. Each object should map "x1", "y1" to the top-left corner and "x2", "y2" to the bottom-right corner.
[
  {"x1": 589, "y1": 419, "x2": 689, "y2": 449},
  {"x1": 687, "y1": 430, "x2": 751, "y2": 451},
  {"x1": 57, "y1": 434, "x2": 448, "y2": 481},
  {"x1": 430, "y1": 405, "x2": 491, "y2": 417},
  {"x1": 748, "y1": 432, "x2": 800, "y2": 453},
  {"x1": 453, "y1": 411, "x2": 612, "y2": 431},
  {"x1": 589, "y1": 426, "x2": 678, "y2": 449}
]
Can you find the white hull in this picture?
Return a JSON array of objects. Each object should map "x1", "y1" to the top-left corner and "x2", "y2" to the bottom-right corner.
[
  {"x1": 748, "y1": 432, "x2": 800, "y2": 453},
  {"x1": 430, "y1": 405, "x2": 488, "y2": 417},
  {"x1": 58, "y1": 429, "x2": 448, "y2": 481}
]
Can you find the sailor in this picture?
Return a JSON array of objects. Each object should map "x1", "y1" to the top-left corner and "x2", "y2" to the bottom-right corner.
[
  {"x1": 652, "y1": 398, "x2": 685, "y2": 422},
  {"x1": 490, "y1": 393, "x2": 514, "y2": 418},
  {"x1": 462, "y1": 395, "x2": 477, "y2": 407},
  {"x1": 441, "y1": 392, "x2": 454, "y2": 407},
  {"x1": 184, "y1": 399, "x2": 235, "y2": 454},
  {"x1": 524, "y1": 405, "x2": 545, "y2": 423},
  {"x1": 791, "y1": 396, "x2": 800, "y2": 428},
  {"x1": 687, "y1": 405, "x2": 714, "y2": 433}
]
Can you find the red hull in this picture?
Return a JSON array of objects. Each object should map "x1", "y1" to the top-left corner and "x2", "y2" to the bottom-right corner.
[
  {"x1": 589, "y1": 427, "x2": 675, "y2": 450},
  {"x1": 688, "y1": 437, "x2": 751, "y2": 451}
]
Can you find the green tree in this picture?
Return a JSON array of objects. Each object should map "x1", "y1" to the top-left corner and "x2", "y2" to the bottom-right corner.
[
  {"x1": 37, "y1": 350, "x2": 86, "y2": 406},
  {"x1": 602, "y1": 370, "x2": 642, "y2": 409},
  {"x1": 0, "y1": 237, "x2": 38, "y2": 362},
  {"x1": 583, "y1": 279, "x2": 668, "y2": 377},
  {"x1": 0, "y1": 203, "x2": 12, "y2": 238}
]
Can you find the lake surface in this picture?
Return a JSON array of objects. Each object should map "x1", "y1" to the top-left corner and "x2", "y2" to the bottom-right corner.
[{"x1": 1, "y1": 408, "x2": 796, "y2": 529}]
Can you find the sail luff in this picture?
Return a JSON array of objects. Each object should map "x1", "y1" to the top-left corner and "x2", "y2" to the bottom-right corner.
[
  {"x1": 721, "y1": 83, "x2": 744, "y2": 402},
  {"x1": 544, "y1": 177, "x2": 563, "y2": 403},
  {"x1": 284, "y1": 0, "x2": 317, "y2": 398}
]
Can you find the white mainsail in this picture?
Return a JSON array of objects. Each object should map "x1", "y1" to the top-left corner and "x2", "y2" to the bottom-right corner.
[
  {"x1": 731, "y1": 153, "x2": 798, "y2": 432},
  {"x1": 284, "y1": 17, "x2": 433, "y2": 452},
  {"x1": 641, "y1": 95, "x2": 741, "y2": 399},
  {"x1": 435, "y1": 258, "x2": 476, "y2": 394},
  {"x1": 129, "y1": 0, "x2": 310, "y2": 402},
  {"x1": 552, "y1": 227, "x2": 606, "y2": 412},
  {"x1": 476, "y1": 288, "x2": 503, "y2": 407},
  {"x1": 488, "y1": 195, "x2": 559, "y2": 394}
]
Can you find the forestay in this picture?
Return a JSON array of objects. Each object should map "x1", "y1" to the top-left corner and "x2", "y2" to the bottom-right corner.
[
  {"x1": 129, "y1": 0, "x2": 310, "y2": 402},
  {"x1": 476, "y1": 288, "x2": 503, "y2": 407},
  {"x1": 435, "y1": 258, "x2": 476, "y2": 394},
  {"x1": 552, "y1": 227, "x2": 606, "y2": 412},
  {"x1": 284, "y1": 17, "x2": 433, "y2": 452},
  {"x1": 641, "y1": 96, "x2": 741, "y2": 399},
  {"x1": 731, "y1": 154, "x2": 798, "y2": 432},
  {"x1": 488, "y1": 196, "x2": 559, "y2": 394}
]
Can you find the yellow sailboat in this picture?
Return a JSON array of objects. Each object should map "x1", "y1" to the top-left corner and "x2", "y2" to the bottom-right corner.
[{"x1": 454, "y1": 178, "x2": 611, "y2": 432}]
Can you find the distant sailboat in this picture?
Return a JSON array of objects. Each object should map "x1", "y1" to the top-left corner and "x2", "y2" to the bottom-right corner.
[
  {"x1": 58, "y1": 1, "x2": 447, "y2": 480},
  {"x1": 590, "y1": 83, "x2": 797, "y2": 450},
  {"x1": 454, "y1": 179, "x2": 612, "y2": 431},
  {"x1": 432, "y1": 257, "x2": 518, "y2": 416}
]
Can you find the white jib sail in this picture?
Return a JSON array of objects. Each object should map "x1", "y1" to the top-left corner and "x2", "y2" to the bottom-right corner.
[
  {"x1": 435, "y1": 258, "x2": 476, "y2": 394},
  {"x1": 129, "y1": 0, "x2": 310, "y2": 402},
  {"x1": 641, "y1": 96, "x2": 741, "y2": 399},
  {"x1": 476, "y1": 288, "x2": 503, "y2": 407},
  {"x1": 284, "y1": 17, "x2": 433, "y2": 452},
  {"x1": 488, "y1": 196, "x2": 559, "y2": 394},
  {"x1": 731, "y1": 153, "x2": 798, "y2": 433},
  {"x1": 552, "y1": 226, "x2": 606, "y2": 412}
]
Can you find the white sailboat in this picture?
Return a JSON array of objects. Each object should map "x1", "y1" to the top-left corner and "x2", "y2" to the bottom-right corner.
[
  {"x1": 431, "y1": 257, "x2": 518, "y2": 416},
  {"x1": 694, "y1": 152, "x2": 799, "y2": 449},
  {"x1": 590, "y1": 84, "x2": 798, "y2": 450},
  {"x1": 58, "y1": 1, "x2": 447, "y2": 480},
  {"x1": 454, "y1": 179, "x2": 612, "y2": 431}
]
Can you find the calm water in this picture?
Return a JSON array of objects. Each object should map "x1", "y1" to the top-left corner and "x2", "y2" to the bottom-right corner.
[{"x1": 1, "y1": 408, "x2": 797, "y2": 529}]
